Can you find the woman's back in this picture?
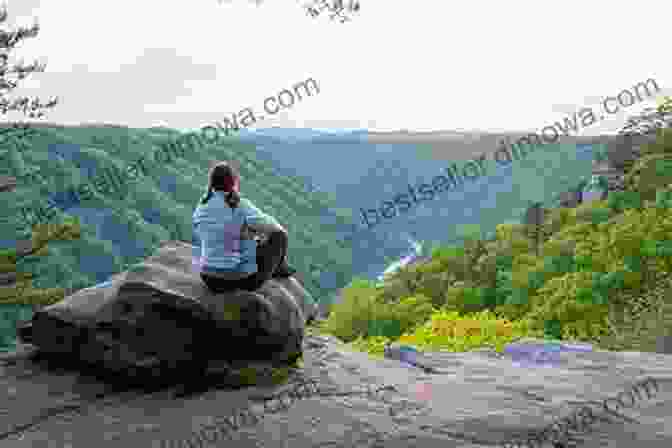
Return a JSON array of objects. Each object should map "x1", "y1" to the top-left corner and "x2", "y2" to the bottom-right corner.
[{"x1": 193, "y1": 193, "x2": 282, "y2": 276}]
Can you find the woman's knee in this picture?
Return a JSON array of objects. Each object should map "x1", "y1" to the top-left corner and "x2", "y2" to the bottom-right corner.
[{"x1": 268, "y1": 230, "x2": 288, "y2": 248}]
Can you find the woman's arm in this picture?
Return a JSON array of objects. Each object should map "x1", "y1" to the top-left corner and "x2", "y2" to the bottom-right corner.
[
  {"x1": 247, "y1": 221, "x2": 286, "y2": 234},
  {"x1": 240, "y1": 198, "x2": 286, "y2": 234}
]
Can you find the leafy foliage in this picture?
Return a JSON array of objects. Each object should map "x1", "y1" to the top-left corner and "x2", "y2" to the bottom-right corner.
[
  {"x1": 1, "y1": 217, "x2": 82, "y2": 307},
  {"x1": 317, "y1": 121, "x2": 672, "y2": 355},
  {"x1": 397, "y1": 309, "x2": 538, "y2": 354},
  {"x1": 623, "y1": 153, "x2": 672, "y2": 202},
  {"x1": 317, "y1": 279, "x2": 435, "y2": 343},
  {"x1": 3, "y1": 124, "x2": 355, "y2": 301},
  {"x1": 316, "y1": 278, "x2": 381, "y2": 342},
  {"x1": 608, "y1": 190, "x2": 643, "y2": 213},
  {"x1": 640, "y1": 127, "x2": 672, "y2": 158},
  {"x1": 519, "y1": 271, "x2": 612, "y2": 341}
]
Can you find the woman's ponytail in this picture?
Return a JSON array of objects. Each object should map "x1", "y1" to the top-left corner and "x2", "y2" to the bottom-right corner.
[{"x1": 225, "y1": 190, "x2": 241, "y2": 208}]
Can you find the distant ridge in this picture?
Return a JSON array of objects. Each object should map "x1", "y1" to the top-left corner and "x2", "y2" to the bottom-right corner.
[
  {"x1": 360, "y1": 130, "x2": 617, "y2": 161},
  {"x1": 365, "y1": 129, "x2": 617, "y2": 143}
]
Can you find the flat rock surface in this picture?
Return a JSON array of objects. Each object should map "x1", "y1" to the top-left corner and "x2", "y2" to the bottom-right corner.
[{"x1": 1, "y1": 336, "x2": 672, "y2": 448}]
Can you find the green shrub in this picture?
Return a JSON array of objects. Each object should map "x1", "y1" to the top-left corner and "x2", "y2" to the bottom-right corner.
[
  {"x1": 573, "y1": 253, "x2": 595, "y2": 271},
  {"x1": 413, "y1": 271, "x2": 455, "y2": 309},
  {"x1": 397, "y1": 309, "x2": 538, "y2": 353},
  {"x1": 496, "y1": 253, "x2": 514, "y2": 270},
  {"x1": 526, "y1": 271, "x2": 611, "y2": 341},
  {"x1": 572, "y1": 201, "x2": 615, "y2": 228},
  {"x1": 345, "y1": 296, "x2": 435, "y2": 357},
  {"x1": 319, "y1": 277, "x2": 381, "y2": 342},
  {"x1": 349, "y1": 335, "x2": 392, "y2": 359},
  {"x1": 654, "y1": 187, "x2": 672, "y2": 209},
  {"x1": 623, "y1": 153, "x2": 672, "y2": 202},
  {"x1": 494, "y1": 271, "x2": 513, "y2": 299},
  {"x1": 487, "y1": 253, "x2": 515, "y2": 306},
  {"x1": 505, "y1": 287, "x2": 532, "y2": 306},
  {"x1": 544, "y1": 254, "x2": 576, "y2": 275},
  {"x1": 609, "y1": 190, "x2": 643, "y2": 213},
  {"x1": 367, "y1": 319, "x2": 402, "y2": 339},
  {"x1": 431, "y1": 245, "x2": 465, "y2": 260},
  {"x1": 0, "y1": 248, "x2": 17, "y2": 264},
  {"x1": 443, "y1": 284, "x2": 491, "y2": 315},
  {"x1": 546, "y1": 207, "x2": 574, "y2": 235},
  {"x1": 575, "y1": 273, "x2": 615, "y2": 306},
  {"x1": 414, "y1": 258, "x2": 446, "y2": 275},
  {"x1": 391, "y1": 294, "x2": 436, "y2": 335},
  {"x1": 544, "y1": 319, "x2": 563, "y2": 340},
  {"x1": 640, "y1": 127, "x2": 672, "y2": 157}
]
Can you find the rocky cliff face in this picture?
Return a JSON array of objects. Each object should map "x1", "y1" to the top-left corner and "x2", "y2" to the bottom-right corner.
[
  {"x1": 1, "y1": 334, "x2": 671, "y2": 447},
  {"x1": 0, "y1": 176, "x2": 16, "y2": 193},
  {"x1": 555, "y1": 136, "x2": 646, "y2": 208}
]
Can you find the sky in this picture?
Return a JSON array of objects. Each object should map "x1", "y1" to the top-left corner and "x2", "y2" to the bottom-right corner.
[{"x1": 4, "y1": 0, "x2": 672, "y2": 134}]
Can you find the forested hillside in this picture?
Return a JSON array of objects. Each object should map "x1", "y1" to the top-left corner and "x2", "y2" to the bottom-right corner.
[
  {"x1": 0, "y1": 124, "x2": 355, "y2": 302},
  {"x1": 316, "y1": 97, "x2": 672, "y2": 356}
]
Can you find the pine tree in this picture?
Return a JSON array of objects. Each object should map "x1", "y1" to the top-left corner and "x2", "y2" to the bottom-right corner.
[
  {"x1": 606, "y1": 96, "x2": 672, "y2": 174},
  {"x1": 0, "y1": 3, "x2": 58, "y2": 122},
  {"x1": 0, "y1": 3, "x2": 76, "y2": 310},
  {"x1": 0, "y1": 210, "x2": 81, "y2": 308},
  {"x1": 620, "y1": 95, "x2": 672, "y2": 137}
]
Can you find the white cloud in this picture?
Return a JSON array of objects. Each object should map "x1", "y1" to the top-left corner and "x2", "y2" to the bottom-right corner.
[{"x1": 2, "y1": 0, "x2": 670, "y2": 132}]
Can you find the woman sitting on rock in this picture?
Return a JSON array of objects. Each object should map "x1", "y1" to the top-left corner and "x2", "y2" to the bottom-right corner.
[{"x1": 192, "y1": 161, "x2": 296, "y2": 293}]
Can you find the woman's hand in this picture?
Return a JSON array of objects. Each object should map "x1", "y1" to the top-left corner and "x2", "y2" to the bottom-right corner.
[{"x1": 240, "y1": 223, "x2": 256, "y2": 240}]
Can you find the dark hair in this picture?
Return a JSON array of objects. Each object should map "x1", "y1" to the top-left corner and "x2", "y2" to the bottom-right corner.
[{"x1": 200, "y1": 162, "x2": 241, "y2": 208}]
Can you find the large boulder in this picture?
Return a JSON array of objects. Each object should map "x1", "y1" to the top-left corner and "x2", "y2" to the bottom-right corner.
[{"x1": 19, "y1": 240, "x2": 312, "y2": 379}]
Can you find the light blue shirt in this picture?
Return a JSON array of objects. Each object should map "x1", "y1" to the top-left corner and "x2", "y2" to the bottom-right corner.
[{"x1": 192, "y1": 192, "x2": 280, "y2": 276}]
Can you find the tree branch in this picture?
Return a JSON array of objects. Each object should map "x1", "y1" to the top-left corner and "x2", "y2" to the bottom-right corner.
[{"x1": 14, "y1": 225, "x2": 72, "y2": 263}]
